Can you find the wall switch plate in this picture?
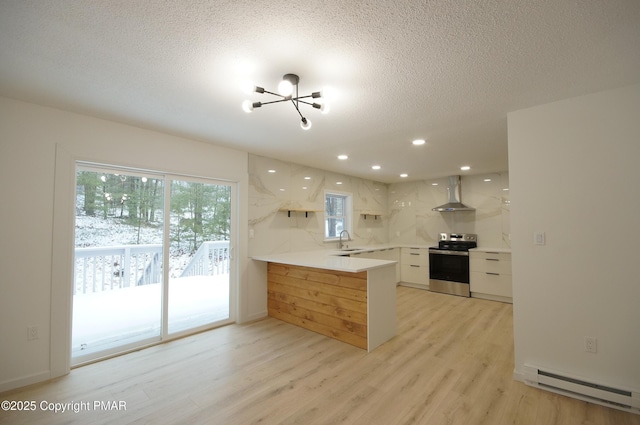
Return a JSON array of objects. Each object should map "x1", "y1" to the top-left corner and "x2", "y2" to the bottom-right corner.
[
  {"x1": 585, "y1": 336, "x2": 598, "y2": 353},
  {"x1": 534, "y1": 231, "x2": 546, "y2": 245}
]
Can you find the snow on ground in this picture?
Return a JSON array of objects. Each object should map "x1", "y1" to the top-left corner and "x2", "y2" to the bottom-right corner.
[
  {"x1": 72, "y1": 274, "x2": 230, "y2": 357},
  {"x1": 75, "y1": 214, "x2": 193, "y2": 276},
  {"x1": 75, "y1": 214, "x2": 162, "y2": 247},
  {"x1": 73, "y1": 214, "x2": 229, "y2": 358}
]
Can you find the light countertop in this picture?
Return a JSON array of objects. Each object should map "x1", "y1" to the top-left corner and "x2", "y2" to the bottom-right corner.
[
  {"x1": 469, "y1": 247, "x2": 512, "y2": 253},
  {"x1": 337, "y1": 244, "x2": 433, "y2": 252},
  {"x1": 252, "y1": 250, "x2": 397, "y2": 273},
  {"x1": 253, "y1": 244, "x2": 512, "y2": 272}
]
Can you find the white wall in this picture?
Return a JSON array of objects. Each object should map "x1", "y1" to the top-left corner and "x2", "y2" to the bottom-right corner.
[
  {"x1": 508, "y1": 84, "x2": 640, "y2": 391},
  {"x1": 0, "y1": 97, "x2": 251, "y2": 392}
]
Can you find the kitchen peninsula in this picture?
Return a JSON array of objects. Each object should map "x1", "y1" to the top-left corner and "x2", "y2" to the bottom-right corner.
[{"x1": 252, "y1": 251, "x2": 397, "y2": 352}]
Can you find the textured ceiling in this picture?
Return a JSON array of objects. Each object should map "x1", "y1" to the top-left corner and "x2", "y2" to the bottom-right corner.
[{"x1": 1, "y1": 0, "x2": 639, "y2": 183}]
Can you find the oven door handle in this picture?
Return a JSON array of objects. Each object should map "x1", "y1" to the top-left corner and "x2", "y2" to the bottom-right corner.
[{"x1": 428, "y1": 249, "x2": 469, "y2": 256}]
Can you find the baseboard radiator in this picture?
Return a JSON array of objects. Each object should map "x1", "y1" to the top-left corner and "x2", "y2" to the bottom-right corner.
[{"x1": 523, "y1": 365, "x2": 640, "y2": 414}]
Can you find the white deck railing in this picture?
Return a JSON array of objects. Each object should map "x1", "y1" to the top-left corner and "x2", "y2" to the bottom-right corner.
[
  {"x1": 74, "y1": 241, "x2": 230, "y2": 295},
  {"x1": 180, "y1": 241, "x2": 231, "y2": 278}
]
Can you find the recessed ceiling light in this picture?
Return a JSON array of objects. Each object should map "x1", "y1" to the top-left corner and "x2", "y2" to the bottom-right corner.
[
  {"x1": 302, "y1": 186, "x2": 308, "y2": 190},
  {"x1": 268, "y1": 169, "x2": 276, "y2": 173},
  {"x1": 400, "y1": 173, "x2": 408, "y2": 178},
  {"x1": 279, "y1": 188, "x2": 285, "y2": 191},
  {"x1": 432, "y1": 183, "x2": 438, "y2": 186},
  {"x1": 484, "y1": 178, "x2": 492, "y2": 182},
  {"x1": 460, "y1": 166, "x2": 471, "y2": 171},
  {"x1": 412, "y1": 139, "x2": 426, "y2": 146},
  {"x1": 304, "y1": 176, "x2": 311, "y2": 180},
  {"x1": 338, "y1": 155, "x2": 348, "y2": 160},
  {"x1": 503, "y1": 188, "x2": 510, "y2": 191},
  {"x1": 336, "y1": 181, "x2": 343, "y2": 185},
  {"x1": 372, "y1": 165, "x2": 381, "y2": 170}
]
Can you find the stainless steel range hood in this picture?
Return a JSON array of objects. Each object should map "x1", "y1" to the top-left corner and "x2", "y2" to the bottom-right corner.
[{"x1": 432, "y1": 176, "x2": 475, "y2": 212}]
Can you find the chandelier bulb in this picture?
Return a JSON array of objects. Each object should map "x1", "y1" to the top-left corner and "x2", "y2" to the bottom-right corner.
[
  {"x1": 320, "y1": 86, "x2": 334, "y2": 101},
  {"x1": 242, "y1": 100, "x2": 253, "y2": 113},
  {"x1": 241, "y1": 81, "x2": 256, "y2": 95},
  {"x1": 312, "y1": 102, "x2": 330, "y2": 114},
  {"x1": 300, "y1": 117, "x2": 312, "y2": 130},
  {"x1": 278, "y1": 80, "x2": 294, "y2": 96}
]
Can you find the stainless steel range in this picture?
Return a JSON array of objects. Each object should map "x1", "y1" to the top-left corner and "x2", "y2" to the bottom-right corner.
[{"x1": 428, "y1": 233, "x2": 477, "y2": 297}]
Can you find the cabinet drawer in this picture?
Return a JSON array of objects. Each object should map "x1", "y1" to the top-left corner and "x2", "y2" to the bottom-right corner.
[
  {"x1": 470, "y1": 271, "x2": 512, "y2": 297},
  {"x1": 400, "y1": 264, "x2": 427, "y2": 284},
  {"x1": 400, "y1": 248, "x2": 428, "y2": 267},
  {"x1": 470, "y1": 251, "x2": 511, "y2": 262},
  {"x1": 470, "y1": 257, "x2": 512, "y2": 275},
  {"x1": 379, "y1": 248, "x2": 399, "y2": 262}
]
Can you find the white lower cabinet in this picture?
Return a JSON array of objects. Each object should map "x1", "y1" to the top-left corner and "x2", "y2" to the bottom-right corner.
[
  {"x1": 352, "y1": 248, "x2": 400, "y2": 283},
  {"x1": 399, "y1": 247, "x2": 429, "y2": 289},
  {"x1": 470, "y1": 250, "x2": 512, "y2": 303},
  {"x1": 377, "y1": 248, "x2": 400, "y2": 283}
]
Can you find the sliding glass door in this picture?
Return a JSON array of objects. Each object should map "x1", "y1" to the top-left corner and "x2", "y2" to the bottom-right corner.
[
  {"x1": 167, "y1": 179, "x2": 231, "y2": 334},
  {"x1": 72, "y1": 165, "x2": 233, "y2": 364}
]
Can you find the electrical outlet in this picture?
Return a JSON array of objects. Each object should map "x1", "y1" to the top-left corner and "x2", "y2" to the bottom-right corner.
[
  {"x1": 585, "y1": 336, "x2": 597, "y2": 353},
  {"x1": 27, "y1": 326, "x2": 39, "y2": 341}
]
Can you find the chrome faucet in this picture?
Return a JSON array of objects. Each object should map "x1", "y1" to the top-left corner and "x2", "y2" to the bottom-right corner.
[{"x1": 339, "y1": 230, "x2": 351, "y2": 249}]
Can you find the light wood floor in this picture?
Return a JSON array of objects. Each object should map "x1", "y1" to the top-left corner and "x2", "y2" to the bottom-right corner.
[{"x1": 2, "y1": 287, "x2": 639, "y2": 425}]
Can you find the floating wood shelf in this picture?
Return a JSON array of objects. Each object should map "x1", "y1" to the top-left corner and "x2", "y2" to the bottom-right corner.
[
  {"x1": 279, "y1": 208, "x2": 323, "y2": 218},
  {"x1": 361, "y1": 212, "x2": 383, "y2": 220}
]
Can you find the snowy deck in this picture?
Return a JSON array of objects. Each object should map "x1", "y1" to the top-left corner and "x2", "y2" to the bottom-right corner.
[{"x1": 72, "y1": 274, "x2": 229, "y2": 357}]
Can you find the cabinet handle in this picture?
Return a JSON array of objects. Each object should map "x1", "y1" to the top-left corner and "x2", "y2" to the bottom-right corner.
[
  {"x1": 486, "y1": 258, "x2": 499, "y2": 261},
  {"x1": 410, "y1": 265, "x2": 420, "y2": 267},
  {"x1": 486, "y1": 272, "x2": 500, "y2": 276},
  {"x1": 410, "y1": 253, "x2": 419, "y2": 255}
]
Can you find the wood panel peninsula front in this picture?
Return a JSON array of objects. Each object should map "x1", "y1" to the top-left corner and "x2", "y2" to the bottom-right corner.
[{"x1": 253, "y1": 251, "x2": 397, "y2": 351}]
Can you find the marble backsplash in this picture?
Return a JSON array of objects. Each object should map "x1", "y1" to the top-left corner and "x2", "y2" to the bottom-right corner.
[
  {"x1": 388, "y1": 172, "x2": 510, "y2": 248},
  {"x1": 248, "y1": 153, "x2": 510, "y2": 256},
  {"x1": 248, "y1": 154, "x2": 388, "y2": 256}
]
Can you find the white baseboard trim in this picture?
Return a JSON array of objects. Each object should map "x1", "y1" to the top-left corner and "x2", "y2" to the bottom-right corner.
[
  {"x1": 244, "y1": 310, "x2": 267, "y2": 323},
  {"x1": 0, "y1": 371, "x2": 51, "y2": 394},
  {"x1": 471, "y1": 292, "x2": 513, "y2": 303},
  {"x1": 513, "y1": 369, "x2": 526, "y2": 383}
]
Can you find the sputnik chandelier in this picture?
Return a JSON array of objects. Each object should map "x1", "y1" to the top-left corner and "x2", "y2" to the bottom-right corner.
[{"x1": 242, "y1": 73, "x2": 329, "y2": 130}]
